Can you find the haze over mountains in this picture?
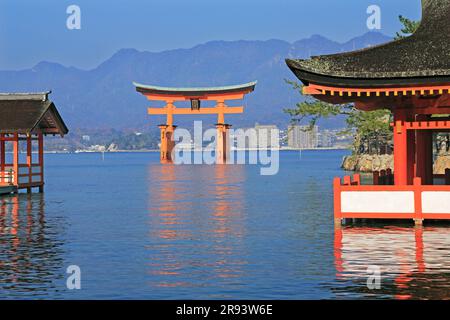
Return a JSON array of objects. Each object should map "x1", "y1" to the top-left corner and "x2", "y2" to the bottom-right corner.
[{"x1": 0, "y1": 32, "x2": 391, "y2": 131}]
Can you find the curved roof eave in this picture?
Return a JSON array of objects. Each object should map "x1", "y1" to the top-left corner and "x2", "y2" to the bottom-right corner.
[
  {"x1": 286, "y1": 61, "x2": 450, "y2": 88},
  {"x1": 133, "y1": 81, "x2": 257, "y2": 96}
]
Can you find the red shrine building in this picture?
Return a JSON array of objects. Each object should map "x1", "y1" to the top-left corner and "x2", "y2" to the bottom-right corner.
[
  {"x1": 0, "y1": 92, "x2": 68, "y2": 195},
  {"x1": 287, "y1": 0, "x2": 450, "y2": 225},
  {"x1": 134, "y1": 82, "x2": 256, "y2": 164}
]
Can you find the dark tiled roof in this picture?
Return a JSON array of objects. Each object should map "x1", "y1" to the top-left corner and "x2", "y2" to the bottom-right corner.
[
  {"x1": 286, "y1": 0, "x2": 450, "y2": 87},
  {"x1": 0, "y1": 92, "x2": 69, "y2": 135},
  {"x1": 134, "y1": 81, "x2": 257, "y2": 97}
]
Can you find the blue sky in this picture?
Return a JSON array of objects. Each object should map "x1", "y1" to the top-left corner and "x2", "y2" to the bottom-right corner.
[{"x1": 0, "y1": 0, "x2": 422, "y2": 70}]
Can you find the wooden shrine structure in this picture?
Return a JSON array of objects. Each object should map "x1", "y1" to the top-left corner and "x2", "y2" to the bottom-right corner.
[
  {"x1": 0, "y1": 92, "x2": 68, "y2": 194},
  {"x1": 287, "y1": 0, "x2": 450, "y2": 224},
  {"x1": 134, "y1": 82, "x2": 256, "y2": 163}
]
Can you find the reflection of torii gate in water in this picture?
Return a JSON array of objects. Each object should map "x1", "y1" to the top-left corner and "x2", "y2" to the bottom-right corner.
[{"x1": 134, "y1": 81, "x2": 256, "y2": 163}]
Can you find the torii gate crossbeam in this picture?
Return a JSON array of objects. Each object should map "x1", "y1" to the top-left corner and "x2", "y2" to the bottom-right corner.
[{"x1": 134, "y1": 81, "x2": 257, "y2": 164}]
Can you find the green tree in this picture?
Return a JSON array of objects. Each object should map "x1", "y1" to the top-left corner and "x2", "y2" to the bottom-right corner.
[
  {"x1": 283, "y1": 81, "x2": 354, "y2": 128},
  {"x1": 395, "y1": 15, "x2": 420, "y2": 39},
  {"x1": 345, "y1": 108, "x2": 392, "y2": 154}
]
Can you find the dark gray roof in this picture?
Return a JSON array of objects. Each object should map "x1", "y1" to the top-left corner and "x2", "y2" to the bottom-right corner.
[
  {"x1": 134, "y1": 81, "x2": 257, "y2": 97},
  {"x1": 0, "y1": 92, "x2": 69, "y2": 135},
  {"x1": 286, "y1": 0, "x2": 450, "y2": 87}
]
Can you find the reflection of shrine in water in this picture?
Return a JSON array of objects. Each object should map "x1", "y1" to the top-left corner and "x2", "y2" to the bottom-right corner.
[
  {"x1": 333, "y1": 225, "x2": 450, "y2": 299},
  {"x1": 146, "y1": 164, "x2": 247, "y2": 291},
  {"x1": 0, "y1": 194, "x2": 65, "y2": 298}
]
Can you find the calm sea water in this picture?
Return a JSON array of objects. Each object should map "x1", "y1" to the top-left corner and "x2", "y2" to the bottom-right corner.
[{"x1": 0, "y1": 150, "x2": 449, "y2": 299}]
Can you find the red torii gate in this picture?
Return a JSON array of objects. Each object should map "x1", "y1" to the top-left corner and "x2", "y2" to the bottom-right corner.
[{"x1": 134, "y1": 82, "x2": 256, "y2": 163}]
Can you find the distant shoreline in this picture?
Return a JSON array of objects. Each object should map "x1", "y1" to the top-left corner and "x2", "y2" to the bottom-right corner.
[{"x1": 40, "y1": 147, "x2": 351, "y2": 154}]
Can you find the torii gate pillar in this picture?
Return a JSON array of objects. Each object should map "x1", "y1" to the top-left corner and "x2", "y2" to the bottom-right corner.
[
  {"x1": 158, "y1": 125, "x2": 177, "y2": 163},
  {"x1": 216, "y1": 123, "x2": 232, "y2": 164}
]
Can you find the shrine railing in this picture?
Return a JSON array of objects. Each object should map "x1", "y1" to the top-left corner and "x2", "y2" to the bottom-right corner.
[
  {"x1": 334, "y1": 175, "x2": 450, "y2": 220},
  {"x1": 17, "y1": 164, "x2": 43, "y2": 186},
  {"x1": 1, "y1": 163, "x2": 43, "y2": 187},
  {"x1": 0, "y1": 170, "x2": 14, "y2": 185}
]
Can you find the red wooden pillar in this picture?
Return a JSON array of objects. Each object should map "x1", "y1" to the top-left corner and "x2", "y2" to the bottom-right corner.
[
  {"x1": 13, "y1": 133, "x2": 19, "y2": 186},
  {"x1": 158, "y1": 125, "x2": 168, "y2": 162},
  {"x1": 0, "y1": 133, "x2": 4, "y2": 184},
  {"x1": 38, "y1": 133, "x2": 44, "y2": 192},
  {"x1": 407, "y1": 125, "x2": 416, "y2": 185},
  {"x1": 333, "y1": 177, "x2": 342, "y2": 225},
  {"x1": 413, "y1": 177, "x2": 423, "y2": 225},
  {"x1": 415, "y1": 115, "x2": 433, "y2": 185},
  {"x1": 167, "y1": 127, "x2": 176, "y2": 163},
  {"x1": 216, "y1": 123, "x2": 231, "y2": 164},
  {"x1": 217, "y1": 100, "x2": 225, "y2": 124},
  {"x1": 26, "y1": 134, "x2": 32, "y2": 193},
  {"x1": 423, "y1": 131, "x2": 433, "y2": 184},
  {"x1": 158, "y1": 125, "x2": 176, "y2": 163},
  {"x1": 157, "y1": 99, "x2": 176, "y2": 164},
  {"x1": 393, "y1": 109, "x2": 408, "y2": 185},
  {"x1": 417, "y1": 130, "x2": 432, "y2": 184}
]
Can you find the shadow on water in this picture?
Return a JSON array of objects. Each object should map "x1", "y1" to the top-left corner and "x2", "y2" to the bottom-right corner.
[
  {"x1": 146, "y1": 164, "x2": 247, "y2": 298},
  {"x1": 332, "y1": 222, "x2": 450, "y2": 299},
  {"x1": 0, "y1": 193, "x2": 65, "y2": 299}
]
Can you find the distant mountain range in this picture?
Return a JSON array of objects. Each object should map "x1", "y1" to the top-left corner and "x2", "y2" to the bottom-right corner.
[{"x1": 0, "y1": 32, "x2": 391, "y2": 131}]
